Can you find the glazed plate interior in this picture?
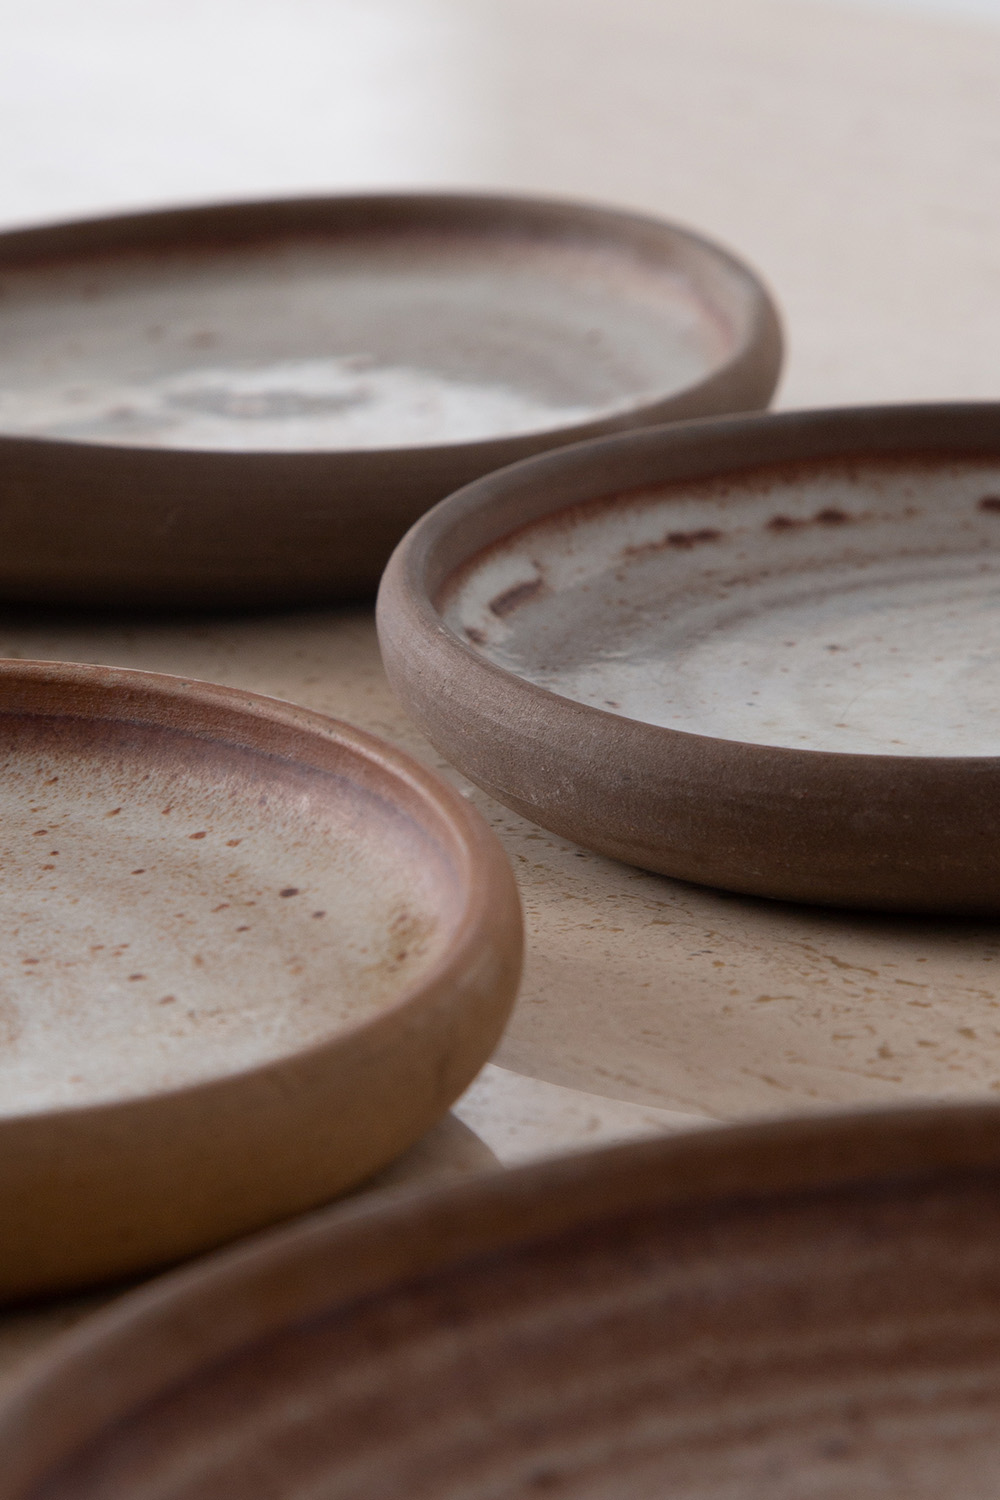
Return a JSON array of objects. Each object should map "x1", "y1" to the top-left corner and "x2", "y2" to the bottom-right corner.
[
  {"x1": 0, "y1": 223, "x2": 730, "y2": 454},
  {"x1": 0, "y1": 712, "x2": 452, "y2": 1116},
  {"x1": 443, "y1": 454, "x2": 1000, "y2": 757}
]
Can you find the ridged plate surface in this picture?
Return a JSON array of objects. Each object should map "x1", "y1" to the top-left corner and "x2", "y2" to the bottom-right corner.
[{"x1": 3, "y1": 1106, "x2": 1000, "y2": 1498}]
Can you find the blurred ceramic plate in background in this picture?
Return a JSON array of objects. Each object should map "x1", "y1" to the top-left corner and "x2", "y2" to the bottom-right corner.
[{"x1": 0, "y1": 193, "x2": 780, "y2": 606}]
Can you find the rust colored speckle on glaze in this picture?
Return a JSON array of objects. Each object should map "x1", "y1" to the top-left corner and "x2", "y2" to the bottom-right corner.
[
  {"x1": 0, "y1": 715, "x2": 444, "y2": 1114},
  {"x1": 443, "y1": 453, "x2": 1000, "y2": 756}
]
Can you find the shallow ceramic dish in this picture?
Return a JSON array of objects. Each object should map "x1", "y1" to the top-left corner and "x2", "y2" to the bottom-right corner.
[
  {"x1": 0, "y1": 660, "x2": 521, "y2": 1300},
  {"x1": 0, "y1": 193, "x2": 780, "y2": 609},
  {"x1": 379, "y1": 403, "x2": 1000, "y2": 913},
  {"x1": 6, "y1": 1102, "x2": 1000, "y2": 1498}
]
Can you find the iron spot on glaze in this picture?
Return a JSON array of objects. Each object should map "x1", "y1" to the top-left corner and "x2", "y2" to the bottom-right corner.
[
  {"x1": 623, "y1": 527, "x2": 723, "y2": 559},
  {"x1": 489, "y1": 577, "x2": 544, "y2": 617}
]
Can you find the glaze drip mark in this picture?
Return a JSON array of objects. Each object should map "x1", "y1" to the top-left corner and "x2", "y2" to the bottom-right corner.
[
  {"x1": 624, "y1": 527, "x2": 723, "y2": 558},
  {"x1": 768, "y1": 507, "x2": 852, "y2": 531},
  {"x1": 465, "y1": 626, "x2": 486, "y2": 645},
  {"x1": 489, "y1": 577, "x2": 544, "y2": 617},
  {"x1": 978, "y1": 495, "x2": 1000, "y2": 513}
]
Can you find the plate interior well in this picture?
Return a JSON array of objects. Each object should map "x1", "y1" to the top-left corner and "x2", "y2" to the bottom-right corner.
[
  {"x1": 0, "y1": 714, "x2": 455, "y2": 1116},
  {"x1": 443, "y1": 456, "x2": 1000, "y2": 756},
  {"x1": 0, "y1": 231, "x2": 727, "y2": 452}
]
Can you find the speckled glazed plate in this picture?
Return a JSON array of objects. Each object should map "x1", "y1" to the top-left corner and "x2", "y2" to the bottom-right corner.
[
  {"x1": 5, "y1": 1102, "x2": 1000, "y2": 1498},
  {"x1": 379, "y1": 404, "x2": 1000, "y2": 913},
  {"x1": 0, "y1": 193, "x2": 780, "y2": 608},
  {"x1": 0, "y1": 660, "x2": 521, "y2": 1300}
]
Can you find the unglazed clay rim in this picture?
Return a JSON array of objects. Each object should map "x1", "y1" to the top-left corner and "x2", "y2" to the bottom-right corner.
[
  {"x1": 377, "y1": 402, "x2": 1000, "y2": 911},
  {"x1": 3, "y1": 1096, "x2": 1000, "y2": 1497},
  {"x1": 0, "y1": 190, "x2": 783, "y2": 462},
  {"x1": 0, "y1": 657, "x2": 520, "y2": 1123}
]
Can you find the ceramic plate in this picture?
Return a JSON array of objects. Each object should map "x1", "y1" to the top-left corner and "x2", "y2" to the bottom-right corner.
[
  {"x1": 5, "y1": 1102, "x2": 1000, "y2": 1497},
  {"x1": 0, "y1": 660, "x2": 521, "y2": 1299},
  {"x1": 0, "y1": 193, "x2": 780, "y2": 608},
  {"x1": 379, "y1": 404, "x2": 1000, "y2": 912}
]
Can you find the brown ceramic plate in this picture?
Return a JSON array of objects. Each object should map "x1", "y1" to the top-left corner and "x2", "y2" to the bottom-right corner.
[
  {"x1": 379, "y1": 403, "x2": 1000, "y2": 914},
  {"x1": 0, "y1": 660, "x2": 521, "y2": 1300},
  {"x1": 0, "y1": 193, "x2": 781, "y2": 608},
  {"x1": 5, "y1": 1102, "x2": 1000, "y2": 1497}
]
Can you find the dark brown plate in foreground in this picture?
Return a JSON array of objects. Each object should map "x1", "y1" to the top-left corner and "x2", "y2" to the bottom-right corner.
[
  {"x1": 0, "y1": 193, "x2": 781, "y2": 608},
  {"x1": 5, "y1": 1101, "x2": 1000, "y2": 1496},
  {"x1": 379, "y1": 403, "x2": 1000, "y2": 912},
  {"x1": 0, "y1": 660, "x2": 521, "y2": 1300}
]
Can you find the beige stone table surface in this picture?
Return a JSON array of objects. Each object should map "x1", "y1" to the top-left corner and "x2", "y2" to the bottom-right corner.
[{"x1": 4, "y1": 0, "x2": 1000, "y2": 1392}]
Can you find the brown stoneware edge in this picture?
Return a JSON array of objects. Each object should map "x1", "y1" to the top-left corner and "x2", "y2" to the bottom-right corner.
[
  {"x1": 3, "y1": 1098, "x2": 1000, "y2": 1496},
  {"x1": 378, "y1": 402, "x2": 1000, "y2": 914},
  {"x1": 0, "y1": 660, "x2": 523, "y2": 1300},
  {"x1": 0, "y1": 193, "x2": 781, "y2": 608}
]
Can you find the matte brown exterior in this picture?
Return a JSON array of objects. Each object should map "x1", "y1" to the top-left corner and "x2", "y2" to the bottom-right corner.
[
  {"x1": 0, "y1": 193, "x2": 781, "y2": 608},
  {"x1": 0, "y1": 661, "x2": 522, "y2": 1300},
  {"x1": 378, "y1": 403, "x2": 1000, "y2": 914},
  {"x1": 6, "y1": 1102, "x2": 1000, "y2": 1496}
]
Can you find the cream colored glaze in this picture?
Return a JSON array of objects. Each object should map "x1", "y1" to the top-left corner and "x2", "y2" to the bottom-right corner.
[
  {"x1": 0, "y1": 713, "x2": 451, "y2": 1115},
  {"x1": 0, "y1": 235, "x2": 718, "y2": 450},
  {"x1": 443, "y1": 456, "x2": 1000, "y2": 756}
]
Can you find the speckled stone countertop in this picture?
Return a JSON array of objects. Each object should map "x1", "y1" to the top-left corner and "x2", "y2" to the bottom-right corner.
[{"x1": 3, "y1": 0, "x2": 1000, "y2": 1390}]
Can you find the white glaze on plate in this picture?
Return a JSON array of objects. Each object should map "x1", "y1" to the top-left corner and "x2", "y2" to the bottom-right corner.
[
  {"x1": 0, "y1": 717, "x2": 452, "y2": 1116},
  {"x1": 0, "y1": 235, "x2": 719, "y2": 450},
  {"x1": 443, "y1": 456, "x2": 1000, "y2": 756}
]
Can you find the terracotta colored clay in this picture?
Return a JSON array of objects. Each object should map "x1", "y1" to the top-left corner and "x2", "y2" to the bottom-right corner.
[
  {"x1": 0, "y1": 193, "x2": 780, "y2": 608},
  {"x1": 6, "y1": 1101, "x2": 1000, "y2": 1496},
  {"x1": 379, "y1": 403, "x2": 1000, "y2": 913},
  {"x1": 0, "y1": 660, "x2": 521, "y2": 1300}
]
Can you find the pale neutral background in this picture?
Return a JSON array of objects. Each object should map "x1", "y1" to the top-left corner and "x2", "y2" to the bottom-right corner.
[{"x1": 1, "y1": 0, "x2": 1000, "y2": 1382}]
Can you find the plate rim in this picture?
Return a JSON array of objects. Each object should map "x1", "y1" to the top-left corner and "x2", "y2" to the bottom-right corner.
[{"x1": 377, "y1": 401, "x2": 1000, "y2": 911}]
